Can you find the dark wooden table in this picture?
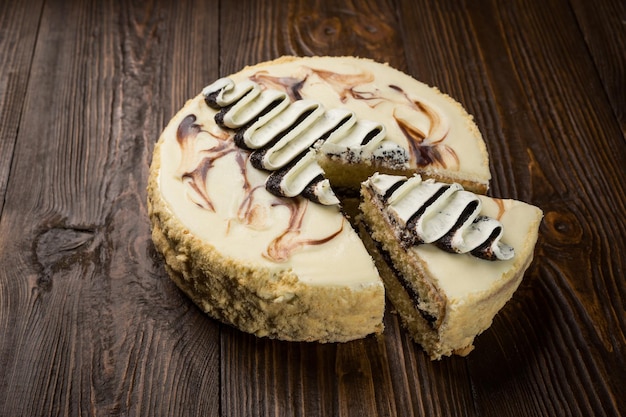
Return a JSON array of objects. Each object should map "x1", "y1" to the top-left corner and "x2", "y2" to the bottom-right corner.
[{"x1": 1, "y1": 0, "x2": 624, "y2": 416}]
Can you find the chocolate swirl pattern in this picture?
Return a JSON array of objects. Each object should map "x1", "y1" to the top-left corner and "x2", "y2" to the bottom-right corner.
[
  {"x1": 173, "y1": 114, "x2": 346, "y2": 263},
  {"x1": 202, "y1": 78, "x2": 409, "y2": 205},
  {"x1": 250, "y1": 69, "x2": 459, "y2": 171},
  {"x1": 365, "y1": 173, "x2": 514, "y2": 261}
]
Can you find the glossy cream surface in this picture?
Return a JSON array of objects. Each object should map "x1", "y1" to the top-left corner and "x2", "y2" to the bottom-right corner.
[
  {"x1": 157, "y1": 56, "x2": 491, "y2": 288},
  {"x1": 157, "y1": 95, "x2": 379, "y2": 287},
  {"x1": 415, "y1": 197, "x2": 542, "y2": 300},
  {"x1": 232, "y1": 56, "x2": 490, "y2": 184}
]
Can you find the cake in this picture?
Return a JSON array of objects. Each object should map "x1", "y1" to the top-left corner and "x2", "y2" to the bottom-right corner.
[
  {"x1": 147, "y1": 55, "x2": 540, "y2": 352},
  {"x1": 360, "y1": 173, "x2": 543, "y2": 359}
]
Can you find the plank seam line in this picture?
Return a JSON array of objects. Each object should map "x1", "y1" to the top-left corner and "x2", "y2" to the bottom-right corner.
[
  {"x1": 0, "y1": 0, "x2": 48, "y2": 220},
  {"x1": 566, "y1": 0, "x2": 625, "y2": 140},
  {"x1": 217, "y1": 0, "x2": 223, "y2": 78}
]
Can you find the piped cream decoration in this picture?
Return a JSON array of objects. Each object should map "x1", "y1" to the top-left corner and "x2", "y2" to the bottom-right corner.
[
  {"x1": 366, "y1": 173, "x2": 514, "y2": 261},
  {"x1": 203, "y1": 77, "x2": 408, "y2": 205}
]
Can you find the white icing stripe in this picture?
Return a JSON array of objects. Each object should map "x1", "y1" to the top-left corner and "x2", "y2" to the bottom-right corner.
[
  {"x1": 389, "y1": 181, "x2": 444, "y2": 225},
  {"x1": 415, "y1": 184, "x2": 463, "y2": 243},
  {"x1": 260, "y1": 108, "x2": 355, "y2": 171},
  {"x1": 326, "y1": 119, "x2": 385, "y2": 148},
  {"x1": 274, "y1": 149, "x2": 325, "y2": 197},
  {"x1": 368, "y1": 173, "x2": 408, "y2": 199},
  {"x1": 311, "y1": 179, "x2": 340, "y2": 205},
  {"x1": 201, "y1": 78, "x2": 234, "y2": 104},
  {"x1": 419, "y1": 190, "x2": 478, "y2": 243},
  {"x1": 238, "y1": 90, "x2": 291, "y2": 147},
  {"x1": 246, "y1": 100, "x2": 324, "y2": 149},
  {"x1": 223, "y1": 81, "x2": 264, "y2": 129},
  {"x1": 213, "y1": 79, "x2": 259, "y2": 109},
  {"x1": 453, "y1": 217, "x2": 498, "y2": 252},
  {"x1": 366, "y1": 173, "x2": 514, "y2": 260}
]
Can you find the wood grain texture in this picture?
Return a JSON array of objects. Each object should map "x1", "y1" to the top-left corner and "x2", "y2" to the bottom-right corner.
[
  {"x1": 0, "y1": 0, "x2": 624, "y2": 416},
  {"x1": 0, "y1": 0, "x2": 45, "y2": 214},
  {"x1": 0, "y1": 0, "x2": 221, "y2": 415},
  {"x1": 569, "y1": 0, "x2": 626, "y2": 134},
  {"x1": 218, "y1": 0, "x2": 406, "y2": 75},
  {"x1": 396, "y1": 1, "x2": 625, "y2": 416}
]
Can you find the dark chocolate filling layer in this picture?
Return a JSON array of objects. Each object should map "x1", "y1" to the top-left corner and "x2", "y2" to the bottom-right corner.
[{"x1": 361, "y1": 222, "x2": 438, "y2": 329}]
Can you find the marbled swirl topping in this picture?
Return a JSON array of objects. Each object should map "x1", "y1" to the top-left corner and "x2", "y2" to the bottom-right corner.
[
  {"x1": 202, "y1": 78, "x2": 409, "y2": 205},
  {"x1": 365, "y1": 173, "x2": 514, "y2": 261}
]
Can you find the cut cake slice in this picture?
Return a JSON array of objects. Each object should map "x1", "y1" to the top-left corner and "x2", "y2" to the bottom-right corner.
[{"x1": 360, "y1": 173, "x2": 543, "y2": 359}]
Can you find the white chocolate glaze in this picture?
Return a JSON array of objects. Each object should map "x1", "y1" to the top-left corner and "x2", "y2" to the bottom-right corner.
[
  {"x1": 157, "y1": 94, "x2": 379, "y2": 287},
  {"x1": 205, "y1": 77, "x2": 407, "y2": 204},
  {"x1": 415, "y1": 197, "x2": 542, "y2": 301},
  {"x1": 157, "y1": 56, "x2": 491, "y2": 289}
]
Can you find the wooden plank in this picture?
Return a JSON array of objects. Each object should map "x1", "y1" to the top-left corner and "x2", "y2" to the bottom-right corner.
[
  {"x1": 0, "y1": 0, "x2": 623, "y2": 416},
  {"x1": 569, "y1": 0, "x2": 626, "y2": 134},
  {"x1": 218, "y1": 0, "x2": 407, "y2": 75},
  {"x1": 0, "y1": 0, "x2": 45, "y2": 214},
  {"x1": 396, "y1": 0, "x2": 626, "y2": 416},
  {"x1": 0, "y1": 0, "x2": 221, "y2": 415}
]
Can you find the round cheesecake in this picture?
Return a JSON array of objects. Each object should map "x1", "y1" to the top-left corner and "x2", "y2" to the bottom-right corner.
[{"x1": 147, "y1": 56, "x2": 497, "y2": 343}]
